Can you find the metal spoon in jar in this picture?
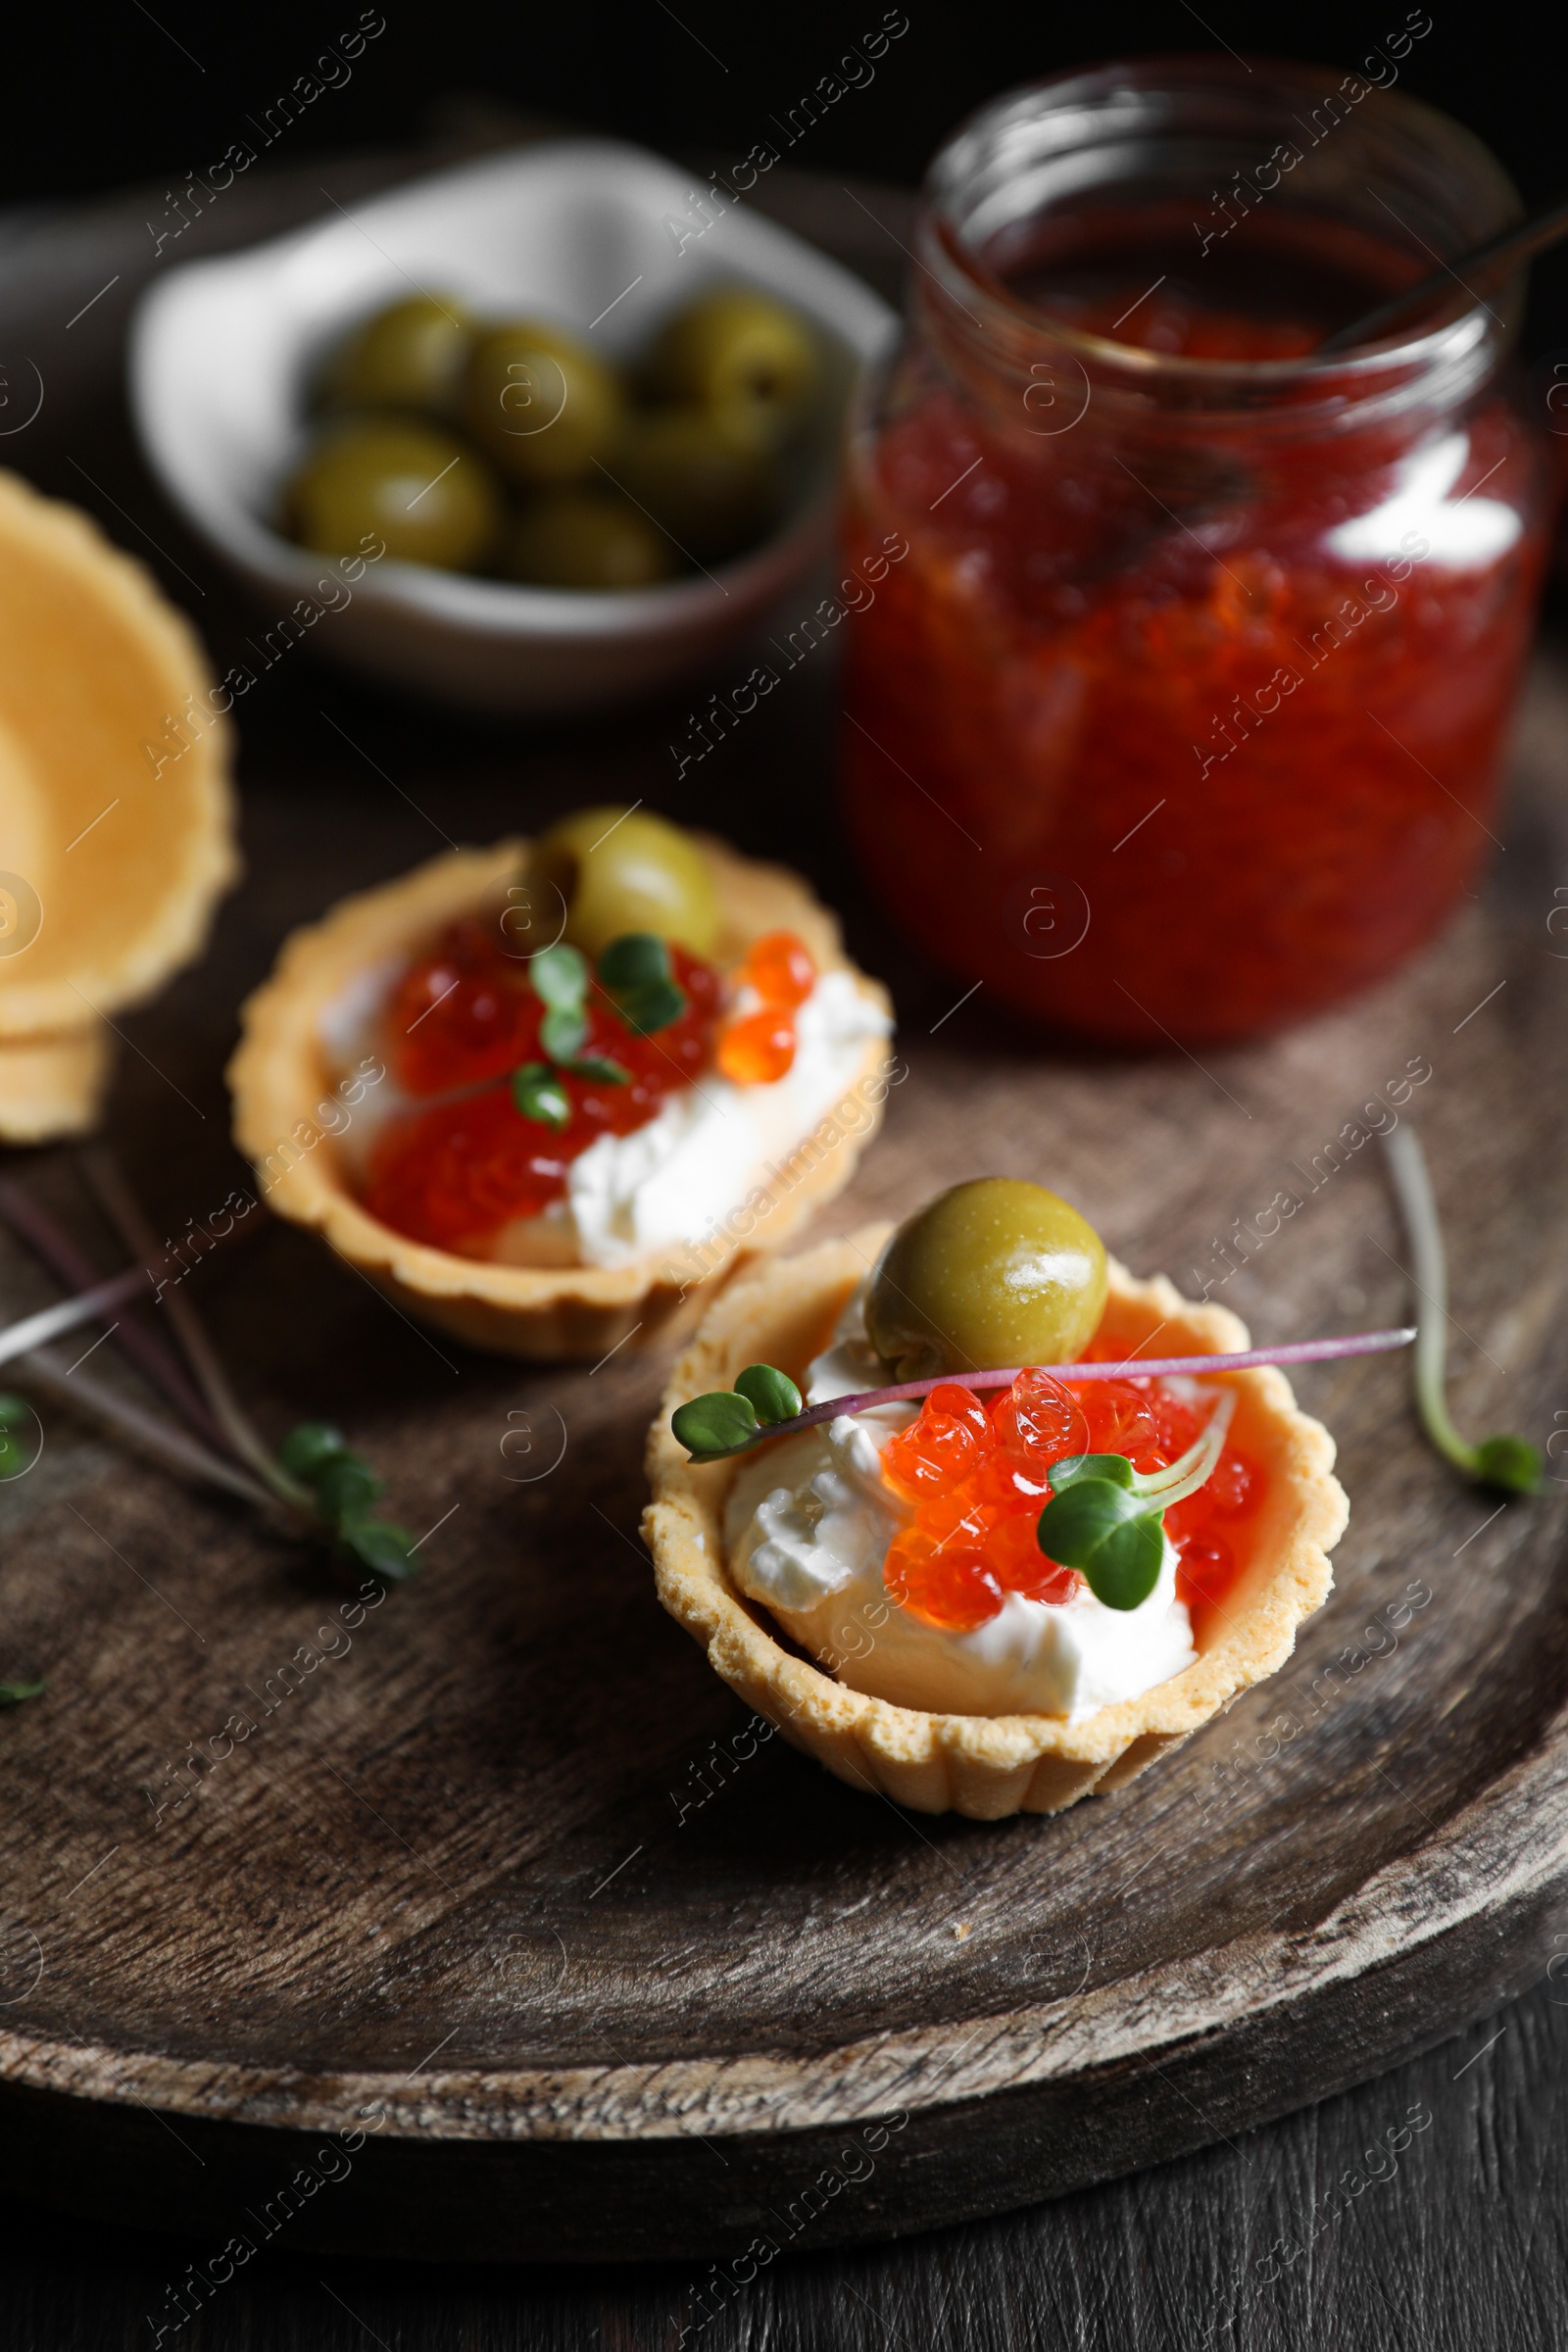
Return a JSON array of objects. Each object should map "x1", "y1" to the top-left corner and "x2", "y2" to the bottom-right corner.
[{"x1": 1317, "y1": 191, "x2": 1568, "y2": 354}]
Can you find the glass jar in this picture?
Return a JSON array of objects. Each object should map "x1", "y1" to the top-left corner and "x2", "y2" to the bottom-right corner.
[{"x1": 840, "y1": 58, "x2": 1554, "y2": 1043}]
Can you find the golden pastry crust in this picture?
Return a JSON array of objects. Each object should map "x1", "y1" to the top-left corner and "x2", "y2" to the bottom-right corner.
[
  {"x1": 0, "y1": 1023, "x2": 113, "y2": 1143},
  {"x1": 228, "y1": 840, "x2": 894, "y2": 1362},
  {"x1": 644, "y1": 1226, "x2": 1348, "y2": 1819},
  {"x1": 0, "y1": 469, "x2": 239, "y2": 1043}
]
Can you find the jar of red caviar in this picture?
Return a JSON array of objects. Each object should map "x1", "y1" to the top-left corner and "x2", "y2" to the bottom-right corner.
[{"x1": 841, "y1": 57, "x2": 1555, "y2": 1043}]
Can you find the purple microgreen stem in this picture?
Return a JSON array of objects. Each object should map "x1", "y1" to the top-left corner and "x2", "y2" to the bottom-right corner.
[
  {"x1": 679, "y1": 1327, "x2": 1415, "y2": 1464},
  {"x1": 0, "y1": 1173, "x2": 222, "y2": 1445},
  {"x1": 10, "y1": 1346, "x2": 278, "y2": 1511},
  {"x1": 81, "y1": 1151, "x2": 314, "y2": 1513},
  {"x1": 0, "y1": 1264, "x2": 151, "y2": 1374}
]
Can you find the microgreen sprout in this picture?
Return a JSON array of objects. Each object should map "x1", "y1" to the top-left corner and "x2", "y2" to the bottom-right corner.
[
  {"x1": 668, "y1": 1330, "x2": 1415, "y2": 1468},
  {"x1": 671, "y1": 1361, "x2": 804, "y2": 1462},
  {"x1": 1382, "y1": 1126, "x2": 1541, "y2": 1495},
  {"x1": 733, "y1": 1363, "x2": 805, "y2": 1424},
  {"x1": 511, "y1": 938, "x2": 644, "y2": 1130},
  {"x1": 597, "y1": 932, "x2": 687, "y2": 1036},
  {"x1": 0, "y1": 1391, "x2": 32, "y2": 1482},
  {"x1": 512, "y1": 1061, "x2": 573, "y2": 1131},
  {"x1": 275, "y1": 1421, "x2": 419, "y2": 1583},
  {"x1": 1036, "y1": 1394, "x2": 1235, "y2": 1611},
  {"x1": 71, "y1": 1156, "x2": 422, "y2": 1599},
  {"x1": 0, "y1": 1158, "x2": 428, "y2": 1704},
  {"x1": 530, "y1": 943, "x2": 592, "y2": 1065}
]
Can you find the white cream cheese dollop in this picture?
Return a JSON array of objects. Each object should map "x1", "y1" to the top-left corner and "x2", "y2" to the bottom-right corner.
[
  {"x1": 318, "y1": 961, "x2": 890, "y2": 1270},
  {"x1": 565, "y1": 971, "x2": 889, "y2": 1268},
  {"x1": 725, "y1": 1285, "x2": 1199, "y2": 1722}
]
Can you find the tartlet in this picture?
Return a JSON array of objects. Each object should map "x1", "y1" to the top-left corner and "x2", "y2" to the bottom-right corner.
[
  {"x1": 644, "y1": 1225, "x2": 1348, "y2": 1819},
  {"x1": 228, "y1": 838, "x2": 893, "y2": 1360},
  {"x1": 0, "y1": 1029, "x2": 114, "y2": 1144},
  {"x1": 0, "y1": 469, "x2": 239, "y2": 1139}
]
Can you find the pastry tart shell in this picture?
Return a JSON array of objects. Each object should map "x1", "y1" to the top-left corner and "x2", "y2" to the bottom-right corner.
[
  {"x1": 0, "y1": 1023, "x2": 113, "y2": 1144},
  {"x1": 0, "y1": 468, "x2": 239, "y2": 1047},
  {"x1": 644, "y1": 1226, "x2": 1348, "y2": 1819},
  {"x1": 228, "y1": 841, "x2": 894, "y2": 1362}
]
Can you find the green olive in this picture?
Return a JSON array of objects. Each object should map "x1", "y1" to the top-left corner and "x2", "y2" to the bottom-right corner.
[
  {"x1": 865, "y1": 1179, "x2": 1108, "y2": 1382},
  {"x1": 319, "y1": 294, "x2": 474, "y2": 416},
  {"x1": 464, "y1": 322, "x2": 624, "y2": 487},
  {"x1": 527, "y1": 806, "x2": 719, "y2": 959},
  {"x1": 283, "y1": 419, "x2": 501, "y2": 570},
  {"x1": 502, "y1": 491, "x2": 676, "y2": 591},
  {"x1": 613, "y1": 410, "x2": 779, "y2": 564},
  {"x1": 645, "y1": 288, "x2": 819, "y2": 451}
]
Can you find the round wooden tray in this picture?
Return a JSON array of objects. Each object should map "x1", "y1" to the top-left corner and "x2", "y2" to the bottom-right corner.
[
  {"x1": 2, "y1": 159, "x2": 1566, "y2": 2270},
  {"x1": 1, "y1": 643, "x2": 1566, "y2": 2264}
]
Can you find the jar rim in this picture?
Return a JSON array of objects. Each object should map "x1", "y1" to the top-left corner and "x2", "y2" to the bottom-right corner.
[{"x1": 914, "y1": 54, "x2": 1524, "y2": 406}]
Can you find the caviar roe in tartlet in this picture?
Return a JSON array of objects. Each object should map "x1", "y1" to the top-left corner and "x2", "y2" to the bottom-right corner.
[
  {"x1": 672, "y1": 1180, "x2": 1270, "y2": 1653},
  {"x1": 386, "y1": 916, "x2": 722, "y2": 1105},
  {"x1": 878, "y1": 1362, "x2": 1260, "y2": 1635},
  {"x1": 715, "y1": 927, "x2": 817, "y2": 1084},
  {"x1": 841, "y1": 188, "x2": 1553, "y2": 1047},
  {"x1": 362, "y1": 912, "x2": 822, "y2": 1254}
]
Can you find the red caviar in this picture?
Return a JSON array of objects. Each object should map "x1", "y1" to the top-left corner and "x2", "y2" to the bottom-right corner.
[
  {"x1": 739, "y1": 930, "x2": 815, "y2": 1008},
  {"x1": 715, "y1": 930, "x2": 816, "y2": 1084},
  {"x1": 881, "y1": 1366, "x2": 1260, "y2": 1633},
  {"x1": 364, "y1": 922, "x2": 721, "y2": 1253},
  {"x1": 716, "y1": 1007, "x2": 797, "y2": 1086},
  {"x1": 842, "y1": 200, "x2": 1552, "y2": 1043}
]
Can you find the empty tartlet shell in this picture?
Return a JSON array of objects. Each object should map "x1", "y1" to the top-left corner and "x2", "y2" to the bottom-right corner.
[
  {"x1": 0, "y1": 470, "x2": 238, "y2": 1040},
  {"x1": 0, "y1": 1025, "x2": 113, "y2": 1142},
  {"x1": 228, "y1": 840, "x2": 894, "y2": 1362},
  {"x1": 0, "y1": 471, "x2": 239, "y2": 1139},
  {"x1": 644, "y1": 1225, "x2": 1348, "y2": 1820}
]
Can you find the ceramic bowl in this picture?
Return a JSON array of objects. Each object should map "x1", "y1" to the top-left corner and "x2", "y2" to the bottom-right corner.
[{"x1": 129, "y1": 139, "x2": 896, "y2": 716}]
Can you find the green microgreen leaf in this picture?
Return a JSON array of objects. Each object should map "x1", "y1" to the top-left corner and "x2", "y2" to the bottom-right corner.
[
  {"x1": 733, "y1": 1363, "x2": 804, "y2": 1425},
  {"x1": 313, "y1": 1455, "x2": 384, "y2": 1521},
  {"x1": 277, "y1": 1424, "x2": 416, "y2": 1585},
  {"x1": 0, "y1": 1677, "x2": 45, "y2": 1707},
  {"x1": 598, "y1": 933, "x2": 670, "y2": 990},
  {"x1": 565, "y1": 1054, "x2": 630, "y2": 1084},
  {"x1": 671, "y1": 1389, "x2": 760, "y2": 1463},
  {"x1": 513, "y1": 1060, "x2": 572, "y2": 1131},
  {"x1": 340, "y1": 1517, "x2": 419, "y2": 1583},
  {"x1": 614, "y1": 976, "x2": 687, "y2": 1035},
  {"x1": 530, "y1": 942, "x2": 590, "y2": 1012},
  {"x1": 1473, "y1": 1433, "x2": 1543, "y2": 1495},
  {"x1": 539, "y1": 1004, "x2": 588, "y2": 1063},
  {"x1": 277, "y1": 1420, "x2": 350, "y2": 1480},
  {"x1": 1048, "y1": 1451, "x2": 1136, "y2": 1492},
  {"x1": 1036, "y1": 1480, "x2": 1166, "y2": 1611},
  {"x1": 598, "y1": 933, "x2": 687, "y2": 1036},
  {"x1": 0, "y1": 1391, "x2": 32, "y2": 1480},
  {"x1": 1383, "y1": 1127, "x2": 1542, "y2": 1496}
]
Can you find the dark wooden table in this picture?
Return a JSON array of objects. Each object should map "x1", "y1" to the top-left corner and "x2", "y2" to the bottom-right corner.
[
  {"x1": 2, "y1": 1982, "x2": 1562, "y2": 2347},
  {"x1": 3, "y1": 133, "x2": 1567, "y2": 2350}
]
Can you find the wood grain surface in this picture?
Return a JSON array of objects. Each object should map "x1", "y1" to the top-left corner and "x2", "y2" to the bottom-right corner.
[
  {"x1": 2, "y1": 143, "x2": 1568, "y2": 2277},
  {"x1": 6, "y1": 1978, "x2": 1562, "y2": 2349}
]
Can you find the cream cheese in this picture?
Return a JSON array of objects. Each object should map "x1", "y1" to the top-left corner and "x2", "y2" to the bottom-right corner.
[
  {"x1": 564, "y1": 970, "x2": 890, "y2": 1268},
  {"x1": 318, "y1": 960, "x2": 891, "y2": 1270},
  {"x1": 725, "y1": 1286, "x2": 1200, "y2": 1722}
]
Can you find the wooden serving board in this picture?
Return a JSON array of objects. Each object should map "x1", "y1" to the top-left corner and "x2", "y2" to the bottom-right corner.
[{"x1": 2, "y1": 158, "x2": 1568, "y2": 2269}]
